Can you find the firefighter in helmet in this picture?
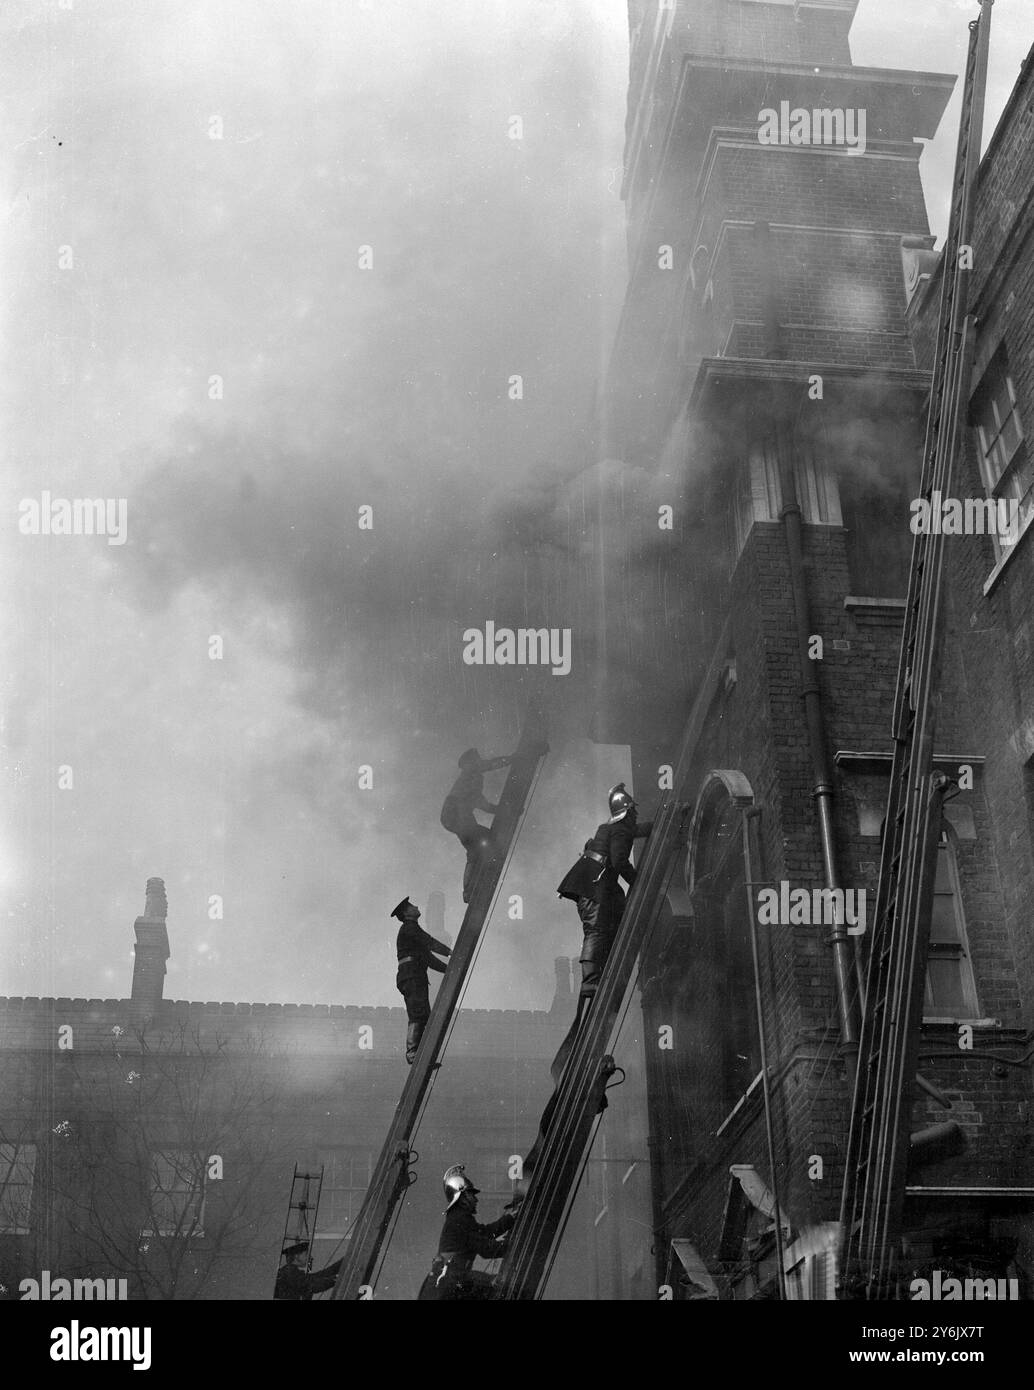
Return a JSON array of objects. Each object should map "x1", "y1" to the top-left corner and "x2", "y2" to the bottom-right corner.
[
  {"x1": 391, "y1": 896, "x2": 452, "y2": 1064},
  {"x1": 273, "y1": 1242, "x2": 344, "y2": 1300},
  {"x1": 440, "y1": 748, "x2": 514, "y2": 902},
  {"x1": 416, "y1": 1165, "x2": 520, "y2": 1301},
  {"x1": 557, "y1": 782, "x2": 653, "y2": 1019}
]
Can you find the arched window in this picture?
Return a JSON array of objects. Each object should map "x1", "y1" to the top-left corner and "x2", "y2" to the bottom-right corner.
[{"x1": 686, "y1": 773, "x2": 760, "y2": 1118}]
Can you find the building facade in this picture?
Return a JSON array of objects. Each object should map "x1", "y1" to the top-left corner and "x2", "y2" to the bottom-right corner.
[
  {"x1": 0, "y1": 879, "x2": 576, "y2": 1300},
  {"x1": 595, "y1": 0, "x2": 1034, "y2": 1298}
]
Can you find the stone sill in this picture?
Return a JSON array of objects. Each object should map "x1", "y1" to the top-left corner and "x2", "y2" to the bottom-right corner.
[
  {"x1": 921, "y1": 1017, "x2": 1002, "y2": 1030},
  {"x1": 844, "y1": 595, "x2": 906, "y2": 621},
  {"x1": 834, "y1": 750, "x2": 985, "y2": 773}
]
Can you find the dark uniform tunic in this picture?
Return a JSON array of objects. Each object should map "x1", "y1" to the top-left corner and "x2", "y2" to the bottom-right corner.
[
  {"x1": 396, "y1": 919, "x2": 451, "y2": 1062},
  {"x1": 274, "y1": 1257, "x2": 343, "y2": 1301},
  {"x1": 416, "y1": 1205, "x2": 515, "y2": 1301},
  {"x1": 440, "y1": 756, "x2": 510, "y2": 902},
  {"x1": 557, "y1": 814, "x2": 653, "y2": 994}
]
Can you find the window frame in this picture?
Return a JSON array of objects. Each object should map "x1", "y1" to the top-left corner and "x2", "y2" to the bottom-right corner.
[
  {"x1": 142, "y1": 1149, "x2": 207, "y2": 1239},
  {"x1": 0, "y1": 1142, "x2": 37, "y2": 1235},
  {"x1": 972, "y1": 356, "x2": 1031, "y2": 563},
  {"x1": 311, "y1": 1150, "x2": 373, "y2": 1239},
  {"x1": 729, "y1": 429, "x2": 843, "y2": 567}
]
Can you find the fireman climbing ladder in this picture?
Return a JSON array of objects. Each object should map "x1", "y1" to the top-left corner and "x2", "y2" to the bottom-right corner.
[
  {"x1": 329, "y1": 708, "x2": 548, "y2": 1299},
  {"x1": 492, "y1": 797, "x2": 690, "y2": 1300},
  {"x1": 273, "y1": 1165, "x2": 324, "y2": 1295},
  {"x1": 836, "y1": 0, "x2": 993, "y2": 1300}
]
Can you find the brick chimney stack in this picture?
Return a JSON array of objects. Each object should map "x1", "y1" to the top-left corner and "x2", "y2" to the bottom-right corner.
[{"x1": 130, "y1": 877, "x2": 170, "y2": 1024}]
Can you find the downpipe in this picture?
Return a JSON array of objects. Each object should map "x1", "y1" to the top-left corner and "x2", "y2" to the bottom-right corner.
[{"x1": 778, "y1": 452, "x2": 860, "y2": 1081}]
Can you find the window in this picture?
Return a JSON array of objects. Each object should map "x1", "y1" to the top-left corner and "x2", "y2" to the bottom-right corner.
[
  {"x1": 0, "y1": 1143, "x2": 36, "y2": 1234},
  {"x1": 730, "y1": 429, "x2": 842, "y2": 562},
  {"x1": 924, "y1": 833, "x2": 979, "y2": 1019},
  {"x1": 973, "y1": 354, "x2": 1031, "y2": 559},
  {"x1": 688, "y1": 780, "x2": 761, "y2": 1116},
  {"x1": 838, "y1": 454, "x2": 913, "y2": 598},
  {"x1": 873, "y1": 819, "x2": 980, "y2": 1020},
  {"x1": 314, "y1": 1151, "x2": 372, "y2": 1237},
  {"x1": 144, "y1": 1150, "x2": 205, "y2": 1237}
]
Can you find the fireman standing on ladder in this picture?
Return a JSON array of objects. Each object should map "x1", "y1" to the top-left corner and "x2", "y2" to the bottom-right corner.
[
  {"x1": 557, "y1": 783, "x2": 653, "y2": 1019},
  {"x1": 391, "y1": 897, "x2": 451, "y2": 1064},
  {"x1": 274, "y1": 1242, "x2": 344, "y2": 1300},
  {"x1": 440, "y1": 748, "x2": 514, "y2": 902},
  {"x1": 417, "y1": 1166, "x2": 519, "y2": 1301}
]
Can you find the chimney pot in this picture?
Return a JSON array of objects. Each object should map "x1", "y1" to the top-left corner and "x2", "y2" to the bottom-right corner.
[{"x1": 144, "y1": 877, "x2": 168, "y2": 920}]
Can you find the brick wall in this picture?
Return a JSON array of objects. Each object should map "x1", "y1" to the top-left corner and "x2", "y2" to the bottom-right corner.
[
  {"x1": 0, "y1": 990, "x2": 571, "y2": 1300},
  {"x1": 606, "y1": 5, "x2": 1034, "y2": 1299}
]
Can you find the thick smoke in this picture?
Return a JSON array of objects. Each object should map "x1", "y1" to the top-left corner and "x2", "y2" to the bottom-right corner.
[{"x1": 5, "y1": 0, "x2": 682, "y2": 1010}]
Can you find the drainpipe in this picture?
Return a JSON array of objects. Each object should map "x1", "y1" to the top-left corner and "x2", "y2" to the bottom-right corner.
[{"x1": 777, "y1": 448, "x2": 860, "y2": 1080}]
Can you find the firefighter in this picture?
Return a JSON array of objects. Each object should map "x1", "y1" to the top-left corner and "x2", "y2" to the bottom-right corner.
[
  {"x1": 557, "y1": 783, "x2": 653, "y2": 1018},
  {"x1": 416, "y1": 1165, "x2": 519, "y2": 1301},
  {"x1": 274, "y1": 1242, "x2": 343, "y2": 1300},
  {"x1": 391, "y1": 896, "x2": 452, "y2": 1064},
  {"x1": 440, "y1": 748, "x2": 514, "y2": 902}
]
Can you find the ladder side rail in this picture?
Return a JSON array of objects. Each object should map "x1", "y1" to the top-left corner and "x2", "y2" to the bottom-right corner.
[
  {"x1": 869, "y1": 317, "x2": 979, "y2": 1289},
  {"x1": 509, "y1": 819, "x2": 678, "y2": 1274},
  {"x1": 330, "y1": 711, "x2": 548, "y2": 1299},
  {"x1": 278, "y1": 1164, "x2": 301, "y2": 1256},
  {"x1": 272, "y1": 1163, "x2": 303, "y2": 1295},
  {"x1": 864, "y1": 214, "x2": 983, "y2": 1290},
  {"x1": 492, "y1": 818, "x2": 675, "y2": 1296},
  {"x1": 846, "y1": 240, "x2": 969, "y2": 1264},
  {"x1": 838, "y1": 4, "x2": 992, "y2": 1292},
  {"x1": 873, "y1": 777, "x2": 952, "y2": 1290},
  {"x1": 494, "y1": 800, "x2": 688, "y2": 1299},
  {"x1": 308, "y1": 1164, "x2": 325, "y2": 1255},
  {"x1": 495, "y1": 805, "x2": 683, "y2": 1297},
  {"x1": 510, "y1": 804, "x2": 684, "y2": 1265},
  {"x1": 852, "y1": 313, "x2": 980, "y2": 1288}
]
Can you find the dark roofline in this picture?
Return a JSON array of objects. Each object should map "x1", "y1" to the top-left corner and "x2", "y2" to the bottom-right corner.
[
  {"x1": 0, "y1": 995, "x2": 557, "y2": 1020},
  {"x1": 979, "y1": 41, "x2": 1034, "y2": 174},
  {"x1": 904, "y1": 42, "x2": 1034, "y2": 328}
]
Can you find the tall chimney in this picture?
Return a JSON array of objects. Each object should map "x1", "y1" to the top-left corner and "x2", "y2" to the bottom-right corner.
[{"x1": 130, "y1": 877, "x2": 170, "y2": 1024}]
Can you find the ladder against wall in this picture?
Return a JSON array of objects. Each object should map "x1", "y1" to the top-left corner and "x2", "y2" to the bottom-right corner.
[{"x1": 273, "y1": 1164, "x2": 325, "y2": 1296}]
